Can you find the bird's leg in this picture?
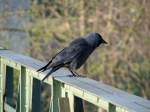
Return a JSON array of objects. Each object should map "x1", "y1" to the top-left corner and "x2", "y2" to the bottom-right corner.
[
  {"x1": 70, "y1": 69, "x2": 77, "y2": 77},
  {"x1": 73, "y1": 71, "x2": 80, "y2": 76},
  {"x1": 68, "y1": 69, "x2": 80, "y2": 77}
]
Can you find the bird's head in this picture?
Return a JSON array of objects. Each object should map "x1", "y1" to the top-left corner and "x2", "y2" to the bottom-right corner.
[{"x1": 85, "y1": 32, "x2": 107, "y2": 48}]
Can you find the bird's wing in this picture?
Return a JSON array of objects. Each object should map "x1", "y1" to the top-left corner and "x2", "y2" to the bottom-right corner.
[
  {"x1": 49, "y1": 38, "x2": 88, "y2": 67},
  {"x1": 51, "y1": 37, "x2": 84, "y2": 64},
  {"x1": 37, "y1": 37, "x2": 88, "y2": 72},
  {"x1": 69, "y1": 37, "x2": 84, "y2": 45},
  {"x1": 36, "y1": 48, "x2": 66, "y2": 72}
]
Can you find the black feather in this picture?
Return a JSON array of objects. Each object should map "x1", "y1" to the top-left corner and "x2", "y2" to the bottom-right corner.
[
  {"x1": 37, "y1": 59, "x2": 52, "y2": 72},
  {"x1": 41, "y1": 64, "x2": 64, "y2": 82}
]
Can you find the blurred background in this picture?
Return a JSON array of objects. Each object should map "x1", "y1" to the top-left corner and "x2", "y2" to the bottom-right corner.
[{"x1": 0, "y1": 0, "x2": 150, "y2": 112}]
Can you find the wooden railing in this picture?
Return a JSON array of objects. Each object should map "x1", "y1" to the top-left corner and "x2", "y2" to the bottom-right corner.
[{"x1": 0, "y1": 49, "x2": 150, "y2": 112}]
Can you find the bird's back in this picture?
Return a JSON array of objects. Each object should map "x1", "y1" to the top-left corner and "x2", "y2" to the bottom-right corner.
[{"x1": 49, "y1": 38, "x2": 90, "y2": 68}]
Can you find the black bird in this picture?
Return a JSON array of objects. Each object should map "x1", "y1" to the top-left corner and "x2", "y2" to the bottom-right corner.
[{"x1": 37, "y1": 32, "x2": 107, "y2": 81}]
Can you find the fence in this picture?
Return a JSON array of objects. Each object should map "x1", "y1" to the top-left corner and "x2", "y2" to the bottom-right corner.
[{"x1": 0, "y1": 49, "x2": 150, "y2": 112}]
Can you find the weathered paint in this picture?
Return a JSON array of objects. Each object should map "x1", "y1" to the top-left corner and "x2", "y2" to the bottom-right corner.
[
  {"x1": 32, "y1": 77, "x2": 41, "y2": 112},
  {"x1": 0, "y1": 50, "x2": 150, "y2": 112},
  {"x1": 0, "y1": 57, "x2": 3, "y2": 112},
  {"x1": 50, "y1": 79, "x2": 62, "y2": 112}
]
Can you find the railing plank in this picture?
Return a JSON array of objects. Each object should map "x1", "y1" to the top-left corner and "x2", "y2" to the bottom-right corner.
[
  {"x1": 0, "y1": 50, "x2": 45, "y2": 70},
  {"x1": 56, "y1": 77, "x2": 150, "y2": 112},
  {"x1": 0, "y1": 50, "x2": 150, "y2": 112}
]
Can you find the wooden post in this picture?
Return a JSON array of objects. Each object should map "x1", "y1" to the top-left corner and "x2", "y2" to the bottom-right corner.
[
  {"x1": 16, "y1": 66, "x2": 31, "y2": 112},
  {"x1": 68, "y1": 93, "x2": 74, "y2": 112},
  {"x1": 0, "y1": 57, "x2": 4, "y2": 112},
  {"x1": 0, "y1": 58, "x2": 6, "y2": 112},
  {"x1": 50, "y1": 78, "x2": 62, "y2": 112},
  {"x1": 21, "y1": 66, "x2": 31, "y2": 112},
  {"x1": 32, "y1": 78, "x2": 41, "y2": 112},
  {"x1": 16, "y1": 83, "x2": 20, "y2": 112},
  {"x1": 5, "y1": 66, "x2": 14, "y2": 106},
  {"x1": 108, "y1": 103, "x2": 116, "y2": 112},
  {"x1": 59, "y1": 98, "x2": 70, "y2": 112},
  {"x1": 74, "y1": 96, "x2": 84, "y2": 112},
  {"x1": 16, "y1": 69, "x2": 21, "y2": 112}
]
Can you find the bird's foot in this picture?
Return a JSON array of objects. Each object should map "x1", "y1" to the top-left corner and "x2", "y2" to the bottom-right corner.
[
  {"x1": 68, "y1": 75, "x2": 75, "y2": 77},
  {"x1": 68, "y1": 74, "x2": 86, "y2": 78},
  {"x1": 68, "y1": 69, "x2": 86, "y2": 78}
]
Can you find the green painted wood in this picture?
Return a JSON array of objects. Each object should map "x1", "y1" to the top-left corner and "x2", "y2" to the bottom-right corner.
[
  {"x1": 0, "y1": 47, "x2": 7, "y2": 50},
  {"x1": 20, "y1": 66, "x2": 30, "y2": 112},
  {"x1": 0, "y1": 57, "x2": 3, "y2": 112},
  {"x1": 4, "y1": 103, "x2": 16, "y2": 112},
  {"x1": 16, "y1": 82, "x2": 20, "y2": 112},
  {"x1": 50, "y1": 79, "x2": 62, "y2": 112},
  {"x1": 26, "y1": 69, "x2": 33, "y2": 111},
  {"x1": 74, "y1": 96, "x2": 84, "y2": 112},
  {"x1": 32, "y1": 78, "x2": 41, "y2": 112},
  {"x1": 0, "y1": 50, "x2": 150, "y2": 112},
  {"x1": 108, "y1": 103, "x2": 116, "y2": 112},
  {"x1": 0, "y1": 58, "x2": 6, "y2": 112},
  {"x1": 2, "y1": 59, "x2": 21, "y2": 70},
  {"x1": 68, "y1": 93, "x2": 74, "y2": 112},
  {"x1": 57, "y1": 77, "x2": 150, "y2": 112},
  {"x1": 16, "y1": 67, "x2": 30, "y2": 112},
  {"x1": 59, "y1": 98, "x2": 70, "y2": 112},
  {"x1": 5, "y1": 66, "x2": 14, "y2": 106},
  {"x1": 15, "y1": 68, "x2": 21, "y2": 112}
]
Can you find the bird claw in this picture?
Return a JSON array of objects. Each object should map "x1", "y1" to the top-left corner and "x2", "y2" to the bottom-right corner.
[
  {"x1": 68, "y1": 75, "x2": 75, "y2": 77},
  {"x1": 68, "y1": 74, "x2": 86, "y2": 78}
]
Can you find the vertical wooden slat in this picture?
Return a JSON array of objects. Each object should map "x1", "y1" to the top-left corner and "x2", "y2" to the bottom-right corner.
[
  {"x1": 68, "y1": 93, "x2": 74, "y2": 112},
  {"x1": 0, "y1": 58, "x2": 6, "y2": 112},
  {"x1": 16, "y1": 83, "x2": 20, "y2": 112},
  {"x1": 21, "y1": 66, "x2": 31, "y2": 112},
  {"x1": 32, "y1": 78, "x2": 41, "y2": 112},
  {"x1": 28, "y1": 74, "x2": 33, "y2": 111},
  {"x1": 59, "y1": 87, "x2": 70, "y2": 112},
  {"x1": 74, "y1": 96, "x2": 84, "y2": 112},
  {"x1": 59, "y1": 98, "x2": 70, "y2": 112},
  {"x1": 50, "y1": 78, "x2": 62, "y2": 112},
  {"x1": 27, "y1": 69, "x2": 33, "y2": 112},
  {"x1": 5, "y1": 66, "x2": 14, "y2": 105},
  {"x1": 16, "y1": 68, "x2": 21, "y2": 112},
  {"x1": 0, "y1": 57, "x2": 3, "y2": 112},
  {"x1": 21, "y1": 66, "x2": 26, "y2": 112},
  {"x1": 16, "y1": 66, "x2": 31, "y2": 112},
  {"x1": 108, "y1": 103, "x2": 116, "y2": 112}
]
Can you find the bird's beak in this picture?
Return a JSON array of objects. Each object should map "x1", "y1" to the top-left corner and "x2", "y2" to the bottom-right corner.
[
  {"x1": 102, "y1": 39, "x2": 107, "y2": 44},
  {"x1": 99, "y1": 39, "x2": 108, "y2": 48}
]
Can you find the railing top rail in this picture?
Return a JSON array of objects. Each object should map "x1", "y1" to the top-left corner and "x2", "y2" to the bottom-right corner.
[{"x1": 0, "y1": 50, "x2": 150, "y2": 112}]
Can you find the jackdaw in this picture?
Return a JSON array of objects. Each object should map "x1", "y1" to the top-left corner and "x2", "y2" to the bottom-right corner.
[{"x1": 37, "y1": 32, "x2": 107, "y2": 81}]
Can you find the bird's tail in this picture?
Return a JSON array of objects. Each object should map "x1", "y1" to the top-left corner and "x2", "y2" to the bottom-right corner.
[
  {"x1": 41, "y1": 65, "x2": 62, "y2": 82},
  {"x1": 37, "y1": 60, "x2": 52, "y2": 72}
]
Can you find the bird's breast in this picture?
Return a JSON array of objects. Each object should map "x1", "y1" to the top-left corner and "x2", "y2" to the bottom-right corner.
[{"x1": 71, "y1": 48, "x2": 94, "y2": 69}]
